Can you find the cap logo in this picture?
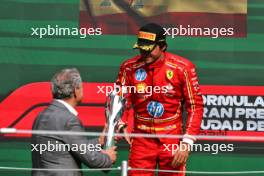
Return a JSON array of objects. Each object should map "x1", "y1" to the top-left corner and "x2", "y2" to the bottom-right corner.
[{"x1": 138, "y1": 31, "x2": 156, "y2": 41}]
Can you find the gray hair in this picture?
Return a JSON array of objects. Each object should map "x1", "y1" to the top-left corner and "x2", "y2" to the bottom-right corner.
[{"x1": 51, "y1": 68, "x2": 82, "y2": 99}]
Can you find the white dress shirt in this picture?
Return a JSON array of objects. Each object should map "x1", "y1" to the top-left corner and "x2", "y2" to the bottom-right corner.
[{"x1": 56, "y1": 99, "x2": 78, "y2": 116}]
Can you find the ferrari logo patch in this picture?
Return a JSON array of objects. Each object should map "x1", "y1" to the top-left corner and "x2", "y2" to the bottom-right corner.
[{"x1": 166, "y1": 70, "x2": 173, "y2": 80}]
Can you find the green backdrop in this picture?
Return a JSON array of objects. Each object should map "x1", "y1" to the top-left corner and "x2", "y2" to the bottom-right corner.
[{"x1": 0, "y1": 0, "x2": 264, "y2": 175}]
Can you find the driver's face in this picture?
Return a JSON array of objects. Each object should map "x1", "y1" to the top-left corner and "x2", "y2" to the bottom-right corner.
[
  {"x1": 139, "y1": 45, "x2": 163, "y2": 64},
  {"x1": 139, "y1": 49, "x2": 151, "y2": 58}
]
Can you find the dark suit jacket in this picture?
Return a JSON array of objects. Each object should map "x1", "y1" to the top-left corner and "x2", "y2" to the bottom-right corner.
[{"x1": 31, "y1": 100, "x2": 112, "y2": 176}]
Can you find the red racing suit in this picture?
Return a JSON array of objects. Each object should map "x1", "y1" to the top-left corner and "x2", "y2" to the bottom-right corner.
[{"x1": 116, "y1": 52, "x2": 204, "y2": 176}]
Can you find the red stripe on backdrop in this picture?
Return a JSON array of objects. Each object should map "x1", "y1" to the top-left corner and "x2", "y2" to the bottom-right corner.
[
  {"x1": 0, "y1": 83, "x2": 263, "y2": 139},
  {"x1": 0, "y1": 82, "x2": 112, "y2": 128},
  {"x1": 80, "y1": 12, "x2": 247, "y2": 37},
  {"x1": 0, "y1": 82, "x2": 52, "y2": 128}
]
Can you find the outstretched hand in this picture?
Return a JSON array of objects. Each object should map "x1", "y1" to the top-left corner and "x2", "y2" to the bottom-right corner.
[
  {"x1": 171, "y1": 142, "x2": 190, "y2": 168},
  {"x1": 115, "y1": 126, "x2": 132, "y2": 145},
  {"x1": 101, "y1": 146, "x2": 117, "y2": 164}
]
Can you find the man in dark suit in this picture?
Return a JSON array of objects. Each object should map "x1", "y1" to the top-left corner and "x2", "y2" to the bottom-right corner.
[{"x1": 32, "y1": 68, "x2": 116, "y2": 176}]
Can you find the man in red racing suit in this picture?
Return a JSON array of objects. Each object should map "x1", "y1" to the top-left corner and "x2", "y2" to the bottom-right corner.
[{"x1": 115, "y1": 23, "x2": 203, "y2": 176}]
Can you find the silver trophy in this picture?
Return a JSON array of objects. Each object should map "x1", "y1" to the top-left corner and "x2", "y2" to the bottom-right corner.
[{"x1": 104, "y1": 90, "x2": 126, "y2": 149}]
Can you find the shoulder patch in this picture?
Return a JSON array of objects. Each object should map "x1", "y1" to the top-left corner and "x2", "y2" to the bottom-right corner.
[{"x1": 165, "y1": 61, "x2": 177, "y2": 68}]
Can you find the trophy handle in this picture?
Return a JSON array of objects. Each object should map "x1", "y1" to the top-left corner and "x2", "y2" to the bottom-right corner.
[{"x1": 105, "y1": 121, "x2": 115, "y2": 149}]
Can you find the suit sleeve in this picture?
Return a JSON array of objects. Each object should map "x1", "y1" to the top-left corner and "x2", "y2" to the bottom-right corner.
[
  {"x1": 63, "y1": 116, "x2": 112, "y2": 168},
  {"x1": 181, "y1": 63, "x2": 204, "y2": 145},
  {"x1": 115, "y1": 62, "x2": 133, "y2": 129}
]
